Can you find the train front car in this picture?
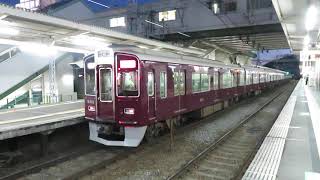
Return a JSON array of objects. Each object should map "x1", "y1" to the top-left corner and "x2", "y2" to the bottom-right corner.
[{"x1": 84, "y1": 49, "x2": 146, "y2": 147}]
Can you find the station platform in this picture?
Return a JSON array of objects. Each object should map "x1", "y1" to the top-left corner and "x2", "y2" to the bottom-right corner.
[
  {"x1": 0, "y1": 101, "x2": 85, "y2": 140},
  {"x1": 243, "y1": 80, "x2": 320, "y2": 180}
]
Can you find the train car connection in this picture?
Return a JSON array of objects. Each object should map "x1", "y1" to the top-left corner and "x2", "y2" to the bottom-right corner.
[{"x1": 84, "y1": 47, "x2": 288, "y2": 147}]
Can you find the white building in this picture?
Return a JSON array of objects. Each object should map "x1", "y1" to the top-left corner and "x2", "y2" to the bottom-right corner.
[{"x1": 300, "y1": 50, "x2": 320, "y2": 88}]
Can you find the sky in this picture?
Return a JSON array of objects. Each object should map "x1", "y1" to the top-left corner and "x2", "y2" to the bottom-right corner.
[
  {"x1": 257, "y1": 49, "x2": 293, "y2": 60},
  {"x1": 0, "y1": 0, "x2": 19, "y2": 5}
]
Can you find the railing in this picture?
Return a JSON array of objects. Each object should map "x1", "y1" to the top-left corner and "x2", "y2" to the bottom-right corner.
[
  {"x1": 0, "y1": 47, "x2": 20, "y2": 64},
  {"x1": 0, "y1": 93, "x2": 83, "y2": 110}
]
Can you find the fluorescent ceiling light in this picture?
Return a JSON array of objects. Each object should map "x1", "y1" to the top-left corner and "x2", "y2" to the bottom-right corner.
[
  {"x1": 87, "y1": 0, "x2": 110, "y2": 8},
  {"x1": 145, "y1": 20, "x2": 164, "y2": 28},
  {"x1": 0, "y1": 14, "x2": 8, "y2": 20},
  {"x1": 0, "y1": 38, "x2": 89, "y2": 54},
  {"x1": 71, "y1": 35, "x2": 110, "y2": 48},
  {"x1": 213, "y1": 3, "x2": 219, "y2": 14},
  {"x1": 305, "y1": 5, "x2": 317, "y2": 31},
  {"x1": 137, "y1": 45, "x2": 148, "y2": 49},
  {"x1": 304, "y1": 35, "x2": 310, "y2": 45},
  {"x1": 19, "y1": 43, "x2": 57, "y2": 57},
  {"x1": 0, "y1": 27, "x2": 19, "y2": 35}
]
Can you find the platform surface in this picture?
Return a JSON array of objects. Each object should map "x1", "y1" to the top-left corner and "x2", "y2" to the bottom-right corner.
[
  {"x1": 0, "y1": 101, "x2": 85, "y2": 140},
  {"x1": 243, "y1": 80, "x2": 320, "y2": 180}
]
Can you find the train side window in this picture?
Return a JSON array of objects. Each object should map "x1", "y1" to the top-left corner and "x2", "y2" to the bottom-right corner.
[
  {"x1": 253, "y1": 73, "x2": 258, "y2": 84},
  {"x1": 210, "y1": 74, "x2": 214, "y2": 90},
  {"x1": 214, "y1": 71, "x2": 219, "y2": 90},
  {"x1": 220, "y1": 73, "x2": 223, "y2": 89},
  {"x1": 246, "y1": 72, "x2": 252, "y2": 85},
  {"x1": 160, "y1": 71, "x2": 167, "y2": 98},
  {"x1": 174, "y1": 71, "x2": 185, "y2": 96},
  {"x1": 260, "y1": 74, "x2": 263, "y2": 83},
  {"x1": 201, "y1": 74, "x2": 209, "y2": 91},
  {"x1": 192, "y1": 73, "x2": 201, "y2": 92},
  {"x1": 180, "y1": 71, "x2": 185, "y2": 95},
  {"x1": 232, "y1": 72, "x2": 237, "y2": 87},
  {"x1": 147, "y1": 72, "x2": 154, "y2": 96},
  {"x1": 223, "y1": 71, "x2": 232, "y2": 88},
  {"x1": 174, "y1": 72, "x2": 179, "y2": 96},
  {"x1": 239, "y1": 71, "x2": 245, "y2": 86}
]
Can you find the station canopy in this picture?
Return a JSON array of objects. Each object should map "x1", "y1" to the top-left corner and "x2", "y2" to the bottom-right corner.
[
  {"x1": 272, "y1": 0, "x2": 319, "y2": 52},
  {"x1": 0, "y1": 4, "x2": 204, "y2": 56}
]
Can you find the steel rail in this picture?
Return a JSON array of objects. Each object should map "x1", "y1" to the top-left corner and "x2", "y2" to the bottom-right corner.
[
  {"x1": 1, "y1": 82, "x2": 292, "y2": 180},
  {"x1": 166, "y1": 82, "x2": 293, "y2": 180},
  {"x1": 0, "y1": 145, "x2": 99, "y2": 180}
]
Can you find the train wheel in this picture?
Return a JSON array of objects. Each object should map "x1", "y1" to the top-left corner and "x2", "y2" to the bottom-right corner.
[
  {"x1": 144, "y1": 124, "x2": 161, "y2": 143},
  {"x1": 174, "y1": 118, "x2": 182, "y2": 127}
]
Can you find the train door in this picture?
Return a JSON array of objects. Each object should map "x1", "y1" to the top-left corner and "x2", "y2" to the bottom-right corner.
[
  {"x1": 174, "y1": 68, "x2": 186, "y2": 113},
  {"x1": 147, "y1": 71, "x2": 156, "y2": 118},
  {"x1": 96, "y1": 66, "x2": 114, "y2": 121}
]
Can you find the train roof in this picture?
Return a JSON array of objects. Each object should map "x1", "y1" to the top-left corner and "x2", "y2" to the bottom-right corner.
[
  {"x1": 111, "y1": 46, "x2": 238, "y2": 69},
  {"x1": 94, "y1": 46, "x2": 287, "y2": 75}
]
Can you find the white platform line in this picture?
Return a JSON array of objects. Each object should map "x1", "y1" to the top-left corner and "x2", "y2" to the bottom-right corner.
[
  {"x1": 305, "y1": 86, "x2": 320, "y2": 159},
  {"x1": 0, "y1": 109, "x2": 84, "y2": 125},
  {"x1": 242, "y1": 82, "x2": 299, "y2": 180},
  {"x1": 0, "y1": 100, "x2": 83, "y2": 115}
]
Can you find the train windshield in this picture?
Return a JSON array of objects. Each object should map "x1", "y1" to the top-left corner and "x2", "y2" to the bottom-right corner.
[
  {"x1": 117, "y1": 71, "x2": 138, "y2": 96},
  {"x1": 85, "y1": 56, "x2": 96, "y2": 95}
]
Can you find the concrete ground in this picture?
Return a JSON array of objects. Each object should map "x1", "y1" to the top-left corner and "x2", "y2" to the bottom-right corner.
[{"x1": 274, "y1": 81, "x2": 320, "y2": 180}]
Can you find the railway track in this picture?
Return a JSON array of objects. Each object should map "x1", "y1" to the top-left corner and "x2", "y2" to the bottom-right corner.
[
  {"x1": 1, "y1": 83, "x2": 294, "y2": 180},
  {"x1": 0, "y1": 144, "x2": 100, "y2": 180},
  {"x1": 167, "y1": 83, "x2": 295, "y2": 180}
]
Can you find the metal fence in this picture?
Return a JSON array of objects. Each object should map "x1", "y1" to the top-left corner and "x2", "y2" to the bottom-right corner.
[{"x1": 0, "y1": 93, "x2": 82, "y2": 110}]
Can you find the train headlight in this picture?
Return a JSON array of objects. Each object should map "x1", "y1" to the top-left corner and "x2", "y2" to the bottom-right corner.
[
  {"x1": 124, "y1": 108, "x2": 135, "y2": 115},
  {"x1": 88, "y1": 106, "x2": 95, "y2": 112}
]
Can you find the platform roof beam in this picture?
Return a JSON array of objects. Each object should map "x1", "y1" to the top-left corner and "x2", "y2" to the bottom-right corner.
[{"x1": 0, "y1": 4, "x2": 205, "y2": 56}]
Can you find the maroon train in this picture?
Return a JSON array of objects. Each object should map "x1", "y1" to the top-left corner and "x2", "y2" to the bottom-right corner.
[{"x1": 84, "y1": 47, "x2": 288, "y2": 147}]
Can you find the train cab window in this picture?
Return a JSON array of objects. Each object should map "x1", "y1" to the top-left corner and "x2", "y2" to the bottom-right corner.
[
  {"x1": 192, "y1": 73, "x2": 201, "y2": 92},
  {"x1": 99, "y1": 69, "x2": 113, "y2": 101},
  {"x1": 201, "y1": 74, "x2": 209, "y2": 91},
  {"x1": 117, "y1": 71, "x2": 138, "y2": 96},
  {"x1": 147, "y1": 72, "x2": 154, "y2": 96},
  {"x1": 160, "y1": 72, "x2": 167, "y2": 98},
  {"x1": 85, "y1": 56, "x2": 96, "y2": 95}
]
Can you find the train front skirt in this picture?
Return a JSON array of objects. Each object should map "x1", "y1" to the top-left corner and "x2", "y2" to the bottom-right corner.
[{"x1": 89, "y1": 122, "x2": 147, "y2": 147}]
